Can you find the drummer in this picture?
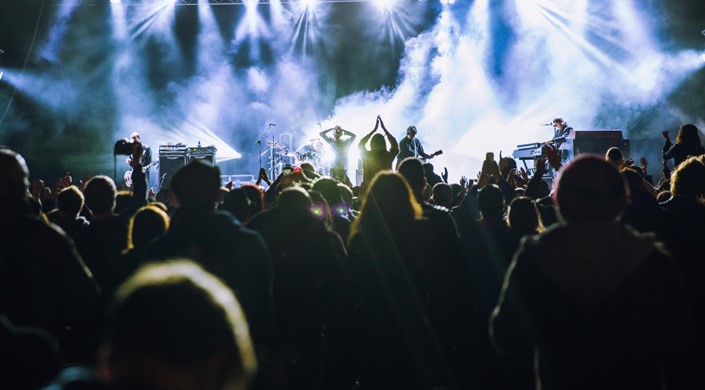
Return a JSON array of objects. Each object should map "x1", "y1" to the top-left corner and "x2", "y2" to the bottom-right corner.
[{"x1": 319, "y1": 125, "x2": 357, "y2": 182}]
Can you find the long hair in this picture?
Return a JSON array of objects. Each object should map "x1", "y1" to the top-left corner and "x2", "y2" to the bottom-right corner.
[
  {"x1": 676, "y1": 124, "x2": 702, "y2": 148},
  {"x1": 349, "y1": 172, "x2": 422, "y2": 244},
  {"x1": 507, "y1": 196, "x2": 544, "y2": 235}
]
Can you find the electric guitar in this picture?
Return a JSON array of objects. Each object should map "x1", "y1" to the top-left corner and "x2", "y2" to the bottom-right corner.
[
  {"x1": 124, "y1": 161, "x2": 158, "y2": 188},
  {"x1": 421, "y1": 150, "x2": 443, "y2": 161}
]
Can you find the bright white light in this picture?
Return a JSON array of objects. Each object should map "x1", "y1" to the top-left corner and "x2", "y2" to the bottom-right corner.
[
  {"x1": 110, "y1": 0, "x2": 121, "y2": 3},
  {"x1": 701, "y1": 52, "x2": 705, "y2": 63},
  {"x1": 373, "y1": 0, "x2": 397, "y2": 11},
  {"x1": 439, "y1": 0, "x2": 456, "y2": 5},
  {"x1": 301, "y1": 0, "x2": 318, "y2": 10}
]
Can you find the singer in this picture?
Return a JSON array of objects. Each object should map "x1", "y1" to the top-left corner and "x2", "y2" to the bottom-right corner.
[{"x1": 551, "y1": 118, "x2": 573, "y2": 139}]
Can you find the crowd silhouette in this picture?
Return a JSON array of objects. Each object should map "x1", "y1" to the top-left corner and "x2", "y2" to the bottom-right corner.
[{"x1": 1, "y1": 122, "x2": 705, "y2": 389}]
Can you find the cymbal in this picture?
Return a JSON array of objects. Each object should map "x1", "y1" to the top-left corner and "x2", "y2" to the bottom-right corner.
[{"x1": 267, "y1": 141, "x2": 286, "y2": 148}]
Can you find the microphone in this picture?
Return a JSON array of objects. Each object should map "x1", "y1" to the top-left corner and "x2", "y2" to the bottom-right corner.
[{"x1": 541, "y1": 123, "x2": 554, "y2": 126}]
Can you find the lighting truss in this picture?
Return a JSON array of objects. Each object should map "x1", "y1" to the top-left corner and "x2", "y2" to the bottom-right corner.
[{"x1": 49, "y1": 0, "x2": 385, "y2": 5}]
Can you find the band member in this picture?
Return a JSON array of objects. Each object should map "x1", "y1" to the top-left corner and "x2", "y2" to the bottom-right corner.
[
  {"x1": 397, "y1": 126, "x2": 430, "y2": 162},
  {"x1": 320, "y1": 125, "x2": 356, "y2": 182},
  {"x1": 358, "y1": 115, "x2": 399, "y2": 189},
  {"x1": 125, "y1": 132, "x2": 153, "y2": 188},
  {"x1": 552, "y1": 118, "x2": 573, "y2": 139}
]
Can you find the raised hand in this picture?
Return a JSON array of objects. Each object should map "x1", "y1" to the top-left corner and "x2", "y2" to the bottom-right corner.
[
  {"x1": 518, "y1": 167, "x2": 529, "y2": 183},
  {"x1": 442, "y1": 167, "x2": 449, "y2": 183},
  {"x1": 534, "y1": 156, "x2": 548, "y2": 177},
  {"x1": 460, "y1": 176, "x2": 468, "y2": 188},
  {"x1": 542, "y1": 144, "x2": 562, "y2": 171}
]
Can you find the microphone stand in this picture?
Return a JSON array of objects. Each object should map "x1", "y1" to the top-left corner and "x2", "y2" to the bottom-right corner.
[{"x1": 256, "y1": 123, "x2": 275, "y2": 173}]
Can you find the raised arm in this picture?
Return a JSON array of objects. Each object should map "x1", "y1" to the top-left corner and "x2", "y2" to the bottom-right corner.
[
  {"x1": 358, "y1": 117, "x2": 380, "y2": 152},
  {"x1": 378, "y1": 116, "x2": 399, "y2": 155},
  {"x1": 320, "y1": 127, "x2": 335, "y2": 143},
  {"x1": 662, "y1": 131, "x2": 675, "y2": 161}
]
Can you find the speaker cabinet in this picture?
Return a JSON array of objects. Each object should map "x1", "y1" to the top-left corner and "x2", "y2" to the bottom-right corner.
[
  {"x1": 187, "y1": 154, "x2": 215, "y2": 165},
  {"x1": 159, "y1": 155, "x2": 187, "y2": 190}
]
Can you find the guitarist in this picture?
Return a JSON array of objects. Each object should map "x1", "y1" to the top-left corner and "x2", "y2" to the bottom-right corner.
[
  {"x1": 397, "y1": 126, "x2": 441, "y2": 167},
  {"x1": 125, "y1": 132, "x2": 153, "y2": 188}
]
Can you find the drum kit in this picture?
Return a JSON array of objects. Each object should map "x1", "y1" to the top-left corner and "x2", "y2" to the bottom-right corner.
[{"x1": 265, "y1": 138, "x2": 327, "y2": 177}]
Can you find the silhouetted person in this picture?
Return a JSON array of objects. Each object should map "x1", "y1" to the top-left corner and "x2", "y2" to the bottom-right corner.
[
  {"x1": 145, "y1": 160, "x2": 274, "y2": 356},
  {"x1": 492, "y1": 154, "x2": 703, "y2": 390},
  {"x1": 46, "y1": 261, "x2": 257, "y2": 390},
  {"x1": 659, "y1": 156, "x2": 705, "y2": 359},
  {"x1": 47, "y1": 185, "x2": 90, "y2": 239},
  {"x1": 663, "y1": 124, "x2": 705, "y2": 170},
  {"x1": 342, "y1": 172, "x2": 451, "y2": 389},
  {"x1": 247, "y1": 187, "x2": 345, "y2": 390},
  {"x1": 76, "y1": 143, "x2": 148, "y2": 299},
  {"x1": 0, "y1": 315, "x2": 61, "y2": 390},
  {"x1": 358, "y1": 115, "x2": 399, "y2": 190},
  {"x1": 320, "y1": 125, "x2": 357, "y2": 183},
  {"x1": 0, "y1": 149, "x2": 100, "y2": 364},
  {"x1": 312, "y1": 177, "x2": 352, "y2": 241},
  {"x1": 116, "y1": 205, "x2": 170, "y2": 289}
]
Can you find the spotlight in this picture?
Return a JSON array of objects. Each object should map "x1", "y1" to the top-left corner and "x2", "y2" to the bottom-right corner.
[
  {"x1": 301, "y1": 0, "x2": 317, "y2": 10},
  {"x1": 439, "y1": 0, "x2": 456, "y2": 4},
  {"x1": 373, "y1": 0, "x2": 397, "y2": 10},
  {"x1": 110, "y1": 0, "x2": 121, "y2": 3}
]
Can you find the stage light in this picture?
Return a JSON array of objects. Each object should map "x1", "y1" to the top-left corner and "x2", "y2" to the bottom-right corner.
[
  {"x1": 110, "y1": 0, "x2": 121, "y2": 4},
  {"x1": 439, "y1": 0, "x2": 456, "y2": 4},
  {"x1": 373, "y1": 0, "x2": 397, "y2": 11},
  {"x1": 301, "y1": 0, "x2": 318, "y2": 10}
]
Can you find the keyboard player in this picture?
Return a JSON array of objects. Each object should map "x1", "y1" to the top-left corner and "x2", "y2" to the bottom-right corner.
[{"x1": 551, "y1": 118, "x2": 573, "y2": 140}]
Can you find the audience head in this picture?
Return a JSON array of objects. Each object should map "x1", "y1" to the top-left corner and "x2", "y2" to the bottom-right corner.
[
  {"x1": 300, "y1": 162, "x2": 317, "y2": 176},
  {"x1": 670, "y1": 156, "x2": 705, "y2": 199},
  {"x1": 508, "y1": 196, "x2": 543, "y2": 235},
  {"x1": 499, "y1": 157, "x2": 517, "y2": 179},
  {"x1": 337, "y1": 183, "x2": 353, "y2": 211},
  {"x1": 397, "y1": 157, "x2": 427, "y2": 192},
  {"x1": 478, "y1": 184, "x2": 505, "y2": 221},
  {"x1": 221, "y1": 188, "x2": 252, "y2": 221},
  {"x1": 0, "y1": 149, "x2": 30, "y2": 201},
  {"x1": 605, "y1": 147, "x2": 624, "y2": 166},
  {"x1": 115, "y1": 190, "x2": 132, "y2": 215},
  {"x1": 240, "y1": 184, "x2": 264, "y2": 212},
  {"x1": 370, "y1": 134, "x2": 386, "y2": 150},
  {"x1": 277, "y1": 186, "x2": 313, "y2": 212},
  {"x1": 554, "y1": 154, "x2": 627, "y2": 223},
  {"x1": 83, "y1": 175, "x2": 117, "y2": 215},
  {"x1": 312, "y1": 177, "x2": 344, "y2": 210},
  {"x1": 656, "y1": 190, "x2": 671, "y2": 203},
  {"x1": 353, "y1": 172, "x2": 422, "y2": 238},
  {"x1": 127, "y1": 205, "x2": 170, "y2": 251},
  {"x1": 57, "y1": 185, "x2": 84, "y2": 219},
  {"x1": 102, "y1": 261, "x2": 256, "y2": 390},
  {"x1": 676, "y1": 124, "x2": 702, "y2": 148},
  {"x1": 432, "y1": 182, "x2": 453, "y2": 208},
  {"x1": 170, "y1": 161, "x2": 221, "y2": 209},
  {"x1": 621, "y1": 167, "x2": 648, "y2": 197}
]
